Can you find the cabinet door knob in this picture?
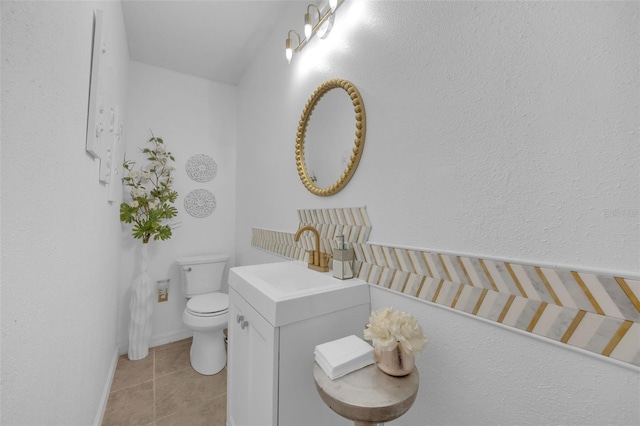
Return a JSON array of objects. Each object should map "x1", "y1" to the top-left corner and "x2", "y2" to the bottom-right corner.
[
  {"x1": 236, "y1": 314, "x2": 244, "y2": 323},
  {"x1": 240, "y1": 320, "x2": 249, "y2": 330}
]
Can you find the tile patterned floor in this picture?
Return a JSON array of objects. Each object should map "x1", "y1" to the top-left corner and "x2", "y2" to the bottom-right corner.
[{"x1": 102, "y1": 338, "x2": 227, "y2": 426}]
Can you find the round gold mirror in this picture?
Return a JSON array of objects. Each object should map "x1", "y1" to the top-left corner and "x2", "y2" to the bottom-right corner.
[{"x1": 296, "y1": 79, "x2": 366, "y2": 196}]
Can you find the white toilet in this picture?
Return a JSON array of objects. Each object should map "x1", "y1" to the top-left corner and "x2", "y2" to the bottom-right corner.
[{"x1": 176, "y1": 254, "x2": 229, "y2": 375}]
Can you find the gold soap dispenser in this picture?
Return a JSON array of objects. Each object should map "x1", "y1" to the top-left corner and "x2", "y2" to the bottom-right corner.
[{"x1": 332, "y1": 235, "x2": 354, "y2": 280}]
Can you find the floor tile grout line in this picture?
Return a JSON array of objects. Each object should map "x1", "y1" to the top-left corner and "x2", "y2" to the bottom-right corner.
[
  {"x1": 104, "y1": 339, "x2": 229, "y2": 426},
  {"x1": 107, "y1": 379, "x2": 154, "y2": 397},
  {"x1": 154, "y1": 365, "x2": 193, "y2": 379}
]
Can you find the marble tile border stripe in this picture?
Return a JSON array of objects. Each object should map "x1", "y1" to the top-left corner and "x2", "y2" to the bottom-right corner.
[{"x1": 251, "y1": 208, "x2": 640, "y2": 367}]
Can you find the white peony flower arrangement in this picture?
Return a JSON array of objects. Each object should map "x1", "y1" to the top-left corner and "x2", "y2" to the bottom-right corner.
[{"x1": 363, "y1": 307, "x2": 428, "y2": 356}]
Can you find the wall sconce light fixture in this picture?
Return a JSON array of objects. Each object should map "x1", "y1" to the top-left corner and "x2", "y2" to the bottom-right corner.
[
  {"x1": 286, "y1": 30, "x2": 302, "y2": 63},
  {"x1": 285, "y1": 0, "x2": 342, "y2": 64},
  {"x1": 304, "y1": 4, "x2": 321, "y2": 39}
]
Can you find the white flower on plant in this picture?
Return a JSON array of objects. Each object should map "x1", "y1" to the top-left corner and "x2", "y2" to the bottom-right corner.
[
  {"x1": 363, "y1": 307, "x2": 427, "y2": 356},
  {"x1": 120, "y1": 134, "x2": 178, "y2": 244},
  {"x1": 132, "y1": 187, "x2": 147, "y2": 198}
]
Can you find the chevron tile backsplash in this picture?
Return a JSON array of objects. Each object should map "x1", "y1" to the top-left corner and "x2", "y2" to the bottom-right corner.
[{"x1": 251, "y1": 207, "x2": 640, "y2": 367}]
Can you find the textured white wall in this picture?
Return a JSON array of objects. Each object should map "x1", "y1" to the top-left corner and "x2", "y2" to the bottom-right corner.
[
  {"x1": 237, "y1": 1, "x2": 639, "y2": 275},
  {"x1": 370, "y1": 286, "x2": 639, "y2": 426},
  {"x1": 236, "y1": 1, "x2": 639, "y2": 424},
  {"x1": 1, "y1": 1, "x2": 129, "y2": 424},
  {"x1": 119, "y1": 61, "x2": 237, "y2": 350}
]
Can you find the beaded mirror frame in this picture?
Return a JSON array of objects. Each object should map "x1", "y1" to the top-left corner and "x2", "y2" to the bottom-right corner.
[{"x1": 295, "y1": 79, "x2": 366, "y2": 196}]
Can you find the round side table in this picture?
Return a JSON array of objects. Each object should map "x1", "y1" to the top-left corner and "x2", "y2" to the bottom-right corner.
[{"x1": 313, "y1": 363, "x2": 419, "y2": 426}]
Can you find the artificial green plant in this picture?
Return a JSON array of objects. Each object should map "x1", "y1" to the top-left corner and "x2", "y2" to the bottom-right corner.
[{"x1": 120, "y1": 134, "x2": 178, "y2": 244}]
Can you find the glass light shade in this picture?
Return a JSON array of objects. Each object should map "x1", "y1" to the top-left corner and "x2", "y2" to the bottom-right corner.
[
  {"x1": 317, "y1": 12, "x2": 335, "y2": 39},
  {"x1": 330, "y1": 0, "x2": 338, "y2": 12},
  {"x1": 285, "y1": 37, "x2": 293, "y2": 63},
  {"x1": 304, "y1": 13, "x2": 312, "y2": 39}
]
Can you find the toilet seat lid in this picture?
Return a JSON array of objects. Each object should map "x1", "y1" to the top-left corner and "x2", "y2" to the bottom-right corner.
[{"x1": 187, "y1": 293, "x2": 229, "y2": 315}]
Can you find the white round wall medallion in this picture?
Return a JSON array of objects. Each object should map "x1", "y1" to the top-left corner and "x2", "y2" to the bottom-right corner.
[
  {"x1": 184, "y1": 189, "x2": 217, "y2": 218},
  {"x1": 185, "y1": 154, "x2": 217, "y2": 182}
]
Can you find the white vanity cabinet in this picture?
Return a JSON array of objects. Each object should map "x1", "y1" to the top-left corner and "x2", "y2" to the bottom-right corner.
[
  {"x1": 227, "y1": 261, "x2": 371, "y2": 426},
  {"x1": 228, "y1": 287, "x2": 279, "y2": 425}
]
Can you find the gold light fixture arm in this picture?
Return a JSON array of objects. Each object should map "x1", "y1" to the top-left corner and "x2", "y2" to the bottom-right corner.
[
  {"x1": 304, "y1": 4, "x2": 322, "y2": 38},
  {"x1": 285, "y1": 0, "x2": 343, "y2": 62},
  {"x1": 285, "y1": 30, "x2": 302, "y2": 63}
]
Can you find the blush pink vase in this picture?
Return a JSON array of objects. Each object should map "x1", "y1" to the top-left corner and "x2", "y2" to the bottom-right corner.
[{"x1": 374, "y1": 345, "x2": 415, "y2": 377}]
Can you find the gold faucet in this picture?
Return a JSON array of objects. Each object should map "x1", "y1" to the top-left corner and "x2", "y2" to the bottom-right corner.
[{"x1": 294, "y1": 225, "x2": 330, "y2": 272}]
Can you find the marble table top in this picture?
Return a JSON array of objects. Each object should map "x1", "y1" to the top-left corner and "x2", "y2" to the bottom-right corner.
[{"x1": 313, "y1": 362, "x2": 419, "y2": 425}]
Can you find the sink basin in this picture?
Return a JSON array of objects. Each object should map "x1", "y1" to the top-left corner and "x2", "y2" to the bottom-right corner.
[{"x1": 229, "y1": 261, "x2": 370, "y2": 327}]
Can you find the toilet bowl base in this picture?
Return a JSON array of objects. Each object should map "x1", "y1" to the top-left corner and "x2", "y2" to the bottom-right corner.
[{"x1": 190, "y1": 329, "x2": 227, "y2": 375}]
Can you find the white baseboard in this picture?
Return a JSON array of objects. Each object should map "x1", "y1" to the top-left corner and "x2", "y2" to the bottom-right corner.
[
  {"x1": 93, "y1": 346, "x2": 119, "y2": 426},
  {"x1": 117, "y1": 329, "x2": 194, "y2": 355},
  {"x1": 150, "y1": 329, "x2": 194, "y2": 348}
]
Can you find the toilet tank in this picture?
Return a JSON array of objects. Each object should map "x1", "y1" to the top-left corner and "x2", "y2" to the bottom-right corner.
[{"x1": 176, "y1": 254, "x2": 229, "y2": 297}]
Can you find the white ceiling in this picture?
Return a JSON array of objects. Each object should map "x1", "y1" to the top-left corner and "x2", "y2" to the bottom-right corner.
[{"x1": 121, "y1": 1, "x2": 290, "y2": 86}]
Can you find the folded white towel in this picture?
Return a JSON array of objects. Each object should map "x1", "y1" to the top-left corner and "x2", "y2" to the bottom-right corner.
[
  {"x1": 315, "y1": 352, "x2": 374, "y2": 380},
  {"x1": 314, "y1": 335, "x2": 374, "y2": 380}
]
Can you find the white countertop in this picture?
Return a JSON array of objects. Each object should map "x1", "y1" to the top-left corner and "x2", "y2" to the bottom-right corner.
[{"x1": 229, "y1": 261, "x2": 370, "y2": 327}]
